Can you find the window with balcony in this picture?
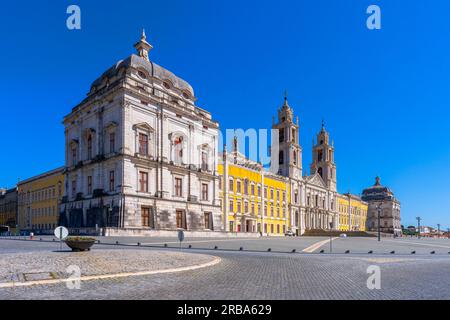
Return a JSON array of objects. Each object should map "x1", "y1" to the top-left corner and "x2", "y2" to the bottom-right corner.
[
  {"x1": 139, "y1": 171, "x2": 148, "y2": 192},
  {"x1": 109, "y1": 132, "x2": 116, "y2": 153},
  {"x1": 201, "y1": 183, "x2": 208, "y2": 201},
  {"x1": 139, "y1": 133, "x2": 148, "y2": 156},
  {"x1": 175, "y1": 177, "x2": 183, "y2": 197}
]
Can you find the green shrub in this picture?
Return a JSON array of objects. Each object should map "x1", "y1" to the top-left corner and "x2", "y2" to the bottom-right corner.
[{"x1": 65, "y1": 236, "x2": 96, "y2": 242}]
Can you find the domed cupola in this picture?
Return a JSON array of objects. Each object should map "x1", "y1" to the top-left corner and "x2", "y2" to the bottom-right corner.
[{"x1": 361, "y1": 176, "x2": 395, "y2": 201}]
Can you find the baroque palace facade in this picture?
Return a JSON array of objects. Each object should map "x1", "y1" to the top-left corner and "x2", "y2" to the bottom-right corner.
[
  {"x1": 1, "y1": 32, "x2": 401, "y2": 236},
  {"x1": 219, "y1": 96, "x2": 368, "y2": 236},
  {"x1": 59, "y1": 31, "x2": 222, "y2": 233}
]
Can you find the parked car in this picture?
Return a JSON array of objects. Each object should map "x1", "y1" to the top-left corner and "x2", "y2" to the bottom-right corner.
[{"x1": 285, "y1": 230, "x2": 296, "y2": 237}]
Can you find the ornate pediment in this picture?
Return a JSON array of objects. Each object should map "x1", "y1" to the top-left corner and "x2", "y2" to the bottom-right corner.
[
  {"x1": 306, "y1": 173, "x2": 327, "y2": 188},
  {"x1": 104, "y1": 121, "x2": 118, "y2": 132},
  {"x1": 133, "y1": 122, "x2": 154, "y2": 132}
]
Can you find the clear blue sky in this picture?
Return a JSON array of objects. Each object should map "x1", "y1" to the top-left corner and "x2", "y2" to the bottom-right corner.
[{"x1": 1, "y1": 0, "x2": 449, "y2": 229}]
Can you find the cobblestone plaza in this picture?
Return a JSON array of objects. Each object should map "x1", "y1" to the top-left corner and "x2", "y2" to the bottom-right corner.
[{"x1": 1, "y1": 237, "x2": 450, "y2": 300}]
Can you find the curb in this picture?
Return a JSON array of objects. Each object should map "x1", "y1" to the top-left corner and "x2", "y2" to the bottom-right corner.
[{"x1": 0, "y1": 257, "x2": 221, "y2": 289}]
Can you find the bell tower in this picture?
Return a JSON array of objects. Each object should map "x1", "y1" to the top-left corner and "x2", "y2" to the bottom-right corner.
[
  {"x1": 310, "y1": 120, "x2": 337, "y2": 191},
  {"x1": 270, "y1": 93, "x2": 302, "y2": 179}
]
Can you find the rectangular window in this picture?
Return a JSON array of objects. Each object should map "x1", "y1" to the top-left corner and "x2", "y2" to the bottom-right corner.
[
  {"x1": 201, "y1": 183, "x2": 208, "y2": 201},
  {"x1": 141, "y1": 207, "x2": 151, "y2": 227},
  {"x1": 87, "y1": 176, "x2": 93, "y2": 195},
  {"x1": 251, "y1": 184, "x2": 255, "y2": 195},
  {"x1": 139, "y1": 171, "x2": 148, "y2": 192},
  {"x1": 258, "y1": 186, "x2": 261, "y2": 197},
  {"x1": 175, "y1": 177, "x2": 182, "y2": 197},
  {"x1": 244, "y1": 202, "x2": 248, "y2": 213},
  {"x1": 236, "y1": 181, "x2": 241, "y2": 193},
  {"x1": 229, "y1": 200, "x2": 234, "y2": 212},
  {"x1": 109, "y1": 170, "x2": 115, "y2": 192},
  {"x1": 204, "y1": 212, "x2": 212, "y2": 230},
  {"x1": 218, "y1": 177, "x2": 222, "y2": 190},
  {"x1": 229, "y1": 179, "x2": 234, "y2": 192},
  {"x1": 109, "y1": 132, "x2": 115, "y2": 153},
  {"x1": 139, "y1": 133, "x2": 148, "y2": 156},
  {"x1": 237, "y1": 202, "x2": 241, "y2": 213},
  {"x1": 176, "y1": 210, "x2": 186, "y2": 229}
]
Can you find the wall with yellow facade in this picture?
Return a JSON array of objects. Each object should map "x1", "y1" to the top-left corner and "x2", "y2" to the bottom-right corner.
[
  {"x1": 218, "y1": 163, "x2": 290, "y2": 236},
  {"x1": 18, "y1": 167, "x2": 64, "y2": 232},
  {"x1": 337, "y1": 194, "x2": 368, "y2": 232}
]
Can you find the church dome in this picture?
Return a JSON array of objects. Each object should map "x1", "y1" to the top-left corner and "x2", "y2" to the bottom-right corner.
[
  {"x1": 89, "y1": 30, "x2": 195, "y2": 97},
  {"x1": 361, "y1": 176, "x2": 396, "y2": 202}
]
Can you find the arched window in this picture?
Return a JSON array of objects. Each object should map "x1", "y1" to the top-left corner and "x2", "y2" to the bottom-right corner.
[
  {"x1": 293, "y1": 151, "x2": 297, "y2": 165},
  {"x1": 279, "y1": 151, "x2": 284, "y2": 165},
  {"x1": 318, "y1": 167, "x2": 323, "y2": 178}
]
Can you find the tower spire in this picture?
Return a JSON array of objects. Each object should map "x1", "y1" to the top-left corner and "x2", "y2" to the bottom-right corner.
[
  {"x1": 283, "y1": 90, "x2": 289, "y2": 108},
  {"x1": 134, "y1": 28, "x2": 153, "y2": 61}
]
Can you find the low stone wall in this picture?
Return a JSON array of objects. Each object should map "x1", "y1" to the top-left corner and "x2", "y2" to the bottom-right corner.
[{"x1": 103, "y1": 227, "x2": 262, "y2": 238}]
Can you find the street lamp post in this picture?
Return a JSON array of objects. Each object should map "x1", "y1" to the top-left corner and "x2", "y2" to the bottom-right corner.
[
  {"x1": 437, "y1": 223, "x2": 441, "y2": 239},
  {"x1": 329, "y1": 222, "x2": 333, "y2": 253},
  {"x1": 377, "y1": 203, "x2": 382, "y2": 242},
  {"x1": 416, "y1": 216, "x2": 421, "y2": 239}
]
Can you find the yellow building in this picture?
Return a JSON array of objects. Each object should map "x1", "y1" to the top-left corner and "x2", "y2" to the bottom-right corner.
[
  {"x1": 18, "y1": 167, "x2": 65, "y2": 233},
  {"x1": 337, "y1": 193, "x2": 368, "y2": 232},
  {"x1": 218, "y1": 148, "x2": 290, "y2": 236}
]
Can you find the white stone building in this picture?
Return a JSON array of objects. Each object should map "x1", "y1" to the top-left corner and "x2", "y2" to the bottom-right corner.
[
  {"x1": 270, "y1": 97, "x2": 338, "y2": 235},
  {"x1": 60, "y1": 31, "x2": 222, "y2": 233}
]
